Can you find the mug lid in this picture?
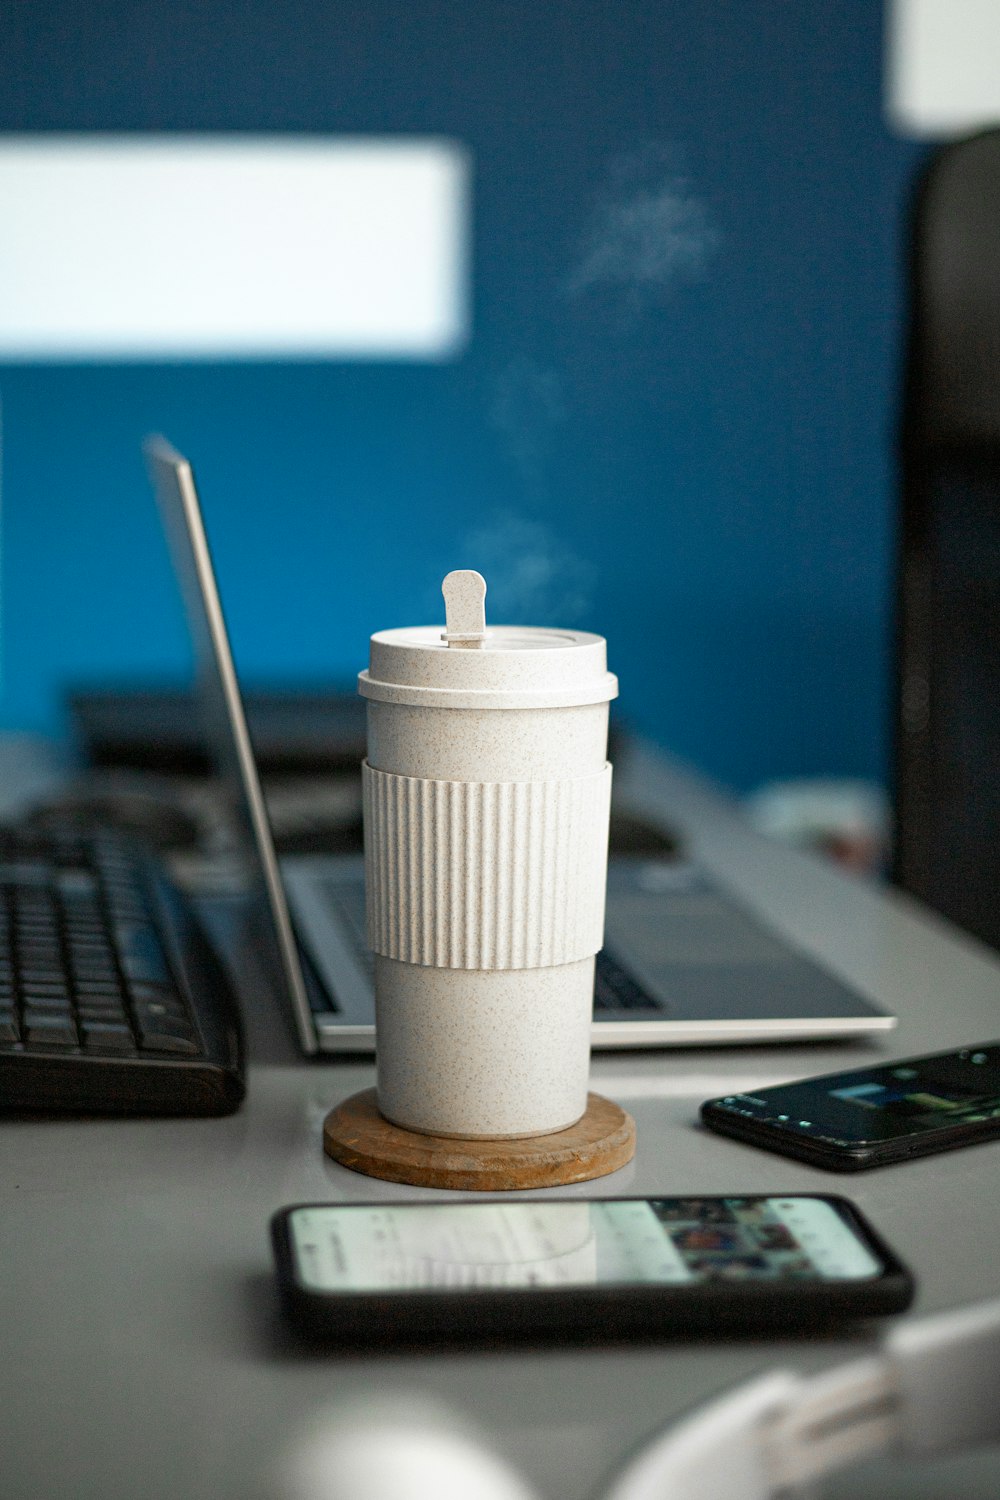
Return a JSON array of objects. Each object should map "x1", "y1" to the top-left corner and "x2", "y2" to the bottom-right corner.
[{"x1": 358, "y1": 571, "x2": 618, "y2": 709}]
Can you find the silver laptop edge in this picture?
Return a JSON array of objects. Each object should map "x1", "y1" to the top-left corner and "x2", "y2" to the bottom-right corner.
[{"x1": 145, "y1": 435, "x2": 320, "y2": 1055}]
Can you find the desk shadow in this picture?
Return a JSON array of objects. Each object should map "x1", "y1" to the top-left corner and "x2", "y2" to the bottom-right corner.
[
  {"x1": 236, "y1": 1270, "x2": 891, "y2": 1365},
  {"x1": 239, "y1": 1271, "x2": 438, "y2": 1367}
]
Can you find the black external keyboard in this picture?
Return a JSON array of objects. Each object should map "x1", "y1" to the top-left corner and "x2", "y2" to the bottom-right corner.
[{"x1": 0, "y1": 825, "x2": 244, "y2": 1115}]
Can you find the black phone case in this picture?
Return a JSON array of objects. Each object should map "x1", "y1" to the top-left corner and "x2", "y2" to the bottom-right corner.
[
  {"x1": 701, "y1": 1097, "x2": 1000, "y2": 1171},
  {"x1": 270, "y1": 1196, "x2": 914, "y2": 1349}
]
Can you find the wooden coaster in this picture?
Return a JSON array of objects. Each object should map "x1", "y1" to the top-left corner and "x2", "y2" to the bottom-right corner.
[{"x1": 323, "y1": 1089, "x2": 636, "y2": 1191}]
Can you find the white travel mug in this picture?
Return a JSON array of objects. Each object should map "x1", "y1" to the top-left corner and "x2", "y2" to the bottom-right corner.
[{"x1": 358, "y1": 570, "x2": 618, "y2": 1138}]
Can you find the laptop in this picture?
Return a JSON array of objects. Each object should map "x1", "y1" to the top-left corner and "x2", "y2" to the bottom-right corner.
[{"x1": 145, "y1": 436, "x2": 895, "y2": 1053}]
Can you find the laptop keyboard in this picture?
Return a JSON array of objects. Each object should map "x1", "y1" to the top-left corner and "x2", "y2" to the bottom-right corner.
[
  {"x1": 322, "y1": 875, "x2": 371, "y2": 972},
  {"x1": 0, "y1": 824, "x2": 244, "y2": 1115},
  {"x1": 315, "y1": 874, "x2": 664, "y2": 1014},
  {"x1": 593, "y1": 948, "x2": 665, "y2": 1011}
]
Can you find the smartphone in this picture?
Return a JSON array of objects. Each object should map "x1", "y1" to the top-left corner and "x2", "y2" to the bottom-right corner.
[
  {"x1": 701, "y1": 1042, "x2": 1000, "y2": 1170},
  {"x1": 271, "y1": 1195, "x2": 912, "y2": 1346}
]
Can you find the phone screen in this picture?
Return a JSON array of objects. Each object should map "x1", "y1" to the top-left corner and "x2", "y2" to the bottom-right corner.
[
  {"x1": 286, "y1": 1197, "x2": 883, "y2": 1294},
  {"x1": 707, "y1": 1043, "x2": 1000, "y2": 1151}
]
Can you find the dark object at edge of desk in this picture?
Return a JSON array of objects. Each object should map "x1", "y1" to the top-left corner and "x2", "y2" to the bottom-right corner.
[
  {"x1": 65, "y1": 687, "x2": 681, "y2": 860},
  {"x1": 68, "y1": 683, "x2": 367, "y2": 776},
  {"x1": 21, "y1": 772, "x2": 204, "y2": 850},
  {"x1": 608, "y1": 808, "x2": 679, "y2": 858}
]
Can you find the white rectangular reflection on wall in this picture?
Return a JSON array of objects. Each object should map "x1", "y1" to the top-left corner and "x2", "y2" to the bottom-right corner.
[
  {"x1": 888, "y1": 0, "x2": 1000, "y2": 137},
  {"x1": 0, "y1": 136, "x2": 469, "y2": 358}
]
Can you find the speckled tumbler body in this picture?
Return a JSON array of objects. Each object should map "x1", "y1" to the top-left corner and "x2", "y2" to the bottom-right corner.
[{"x1": 359, "y1": 617, "x2": 617, "y2": 1139}]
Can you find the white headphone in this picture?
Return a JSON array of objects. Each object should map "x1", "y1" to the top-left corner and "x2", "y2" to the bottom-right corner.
[
  {"x1": 279, "y1": 1297, "x2": 1000, "y2": 1500},
  {"x1": 605, "y1": 1296, "x2": 1000, "y2": 1499}
]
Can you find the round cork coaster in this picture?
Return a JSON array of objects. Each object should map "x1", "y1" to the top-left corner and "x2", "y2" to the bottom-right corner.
[{"x1": 323, "y1": 1089, "x2": 636, "y2": 1191}]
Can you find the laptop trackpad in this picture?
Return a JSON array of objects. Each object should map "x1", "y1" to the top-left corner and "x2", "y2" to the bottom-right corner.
[{"x1": 603, "y1": 863, "x2": 886, "y2": 1023}]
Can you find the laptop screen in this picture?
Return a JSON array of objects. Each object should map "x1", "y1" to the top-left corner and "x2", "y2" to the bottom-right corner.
[{"x1": 144, "y1": 435, "x2": 319, "y2": 1052}]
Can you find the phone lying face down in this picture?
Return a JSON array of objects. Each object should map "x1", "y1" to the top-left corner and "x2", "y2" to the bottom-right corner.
[
  {"x1": 701, "y1": 1042, "x2": 1000, "y2": 1171},
  {"x1": 271, "y1": 1196, "x2": 912, "y2": 1346}
]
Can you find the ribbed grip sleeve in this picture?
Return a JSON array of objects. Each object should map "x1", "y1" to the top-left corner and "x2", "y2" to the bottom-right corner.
[{"x1": 362, "y1": 761, "x2": 612, "y2": 970}]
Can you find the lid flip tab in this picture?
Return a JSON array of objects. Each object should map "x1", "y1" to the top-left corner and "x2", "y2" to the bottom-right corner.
[{"x1": 441, "y1": 569, "x2": 488, "y2": 648}]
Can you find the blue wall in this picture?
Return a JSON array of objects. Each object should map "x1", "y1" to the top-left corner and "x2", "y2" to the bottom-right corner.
[{"x1": 0, "y1": 2, "x2": 924, "y2": 790}]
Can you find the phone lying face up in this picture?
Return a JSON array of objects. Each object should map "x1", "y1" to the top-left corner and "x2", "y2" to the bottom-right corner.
[
  {"x1": 701, "y1": 1043, "x2": 1000, "y2": 1171},
  {"x1": 271, "y1": 1196, "x2": 912, "y2": 1347}
]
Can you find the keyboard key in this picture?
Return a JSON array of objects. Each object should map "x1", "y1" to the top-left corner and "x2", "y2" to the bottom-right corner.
[
  {"x1": 113, "y1": 923, "x2": 172, "y2": 985},
  {"x1": 55, "y1": 870, "x2": 99, "y2": 898},
  {"x1": 23, "y1": 1011, "x2": 78, "y2": 1047},
  {"x1": 22, "y1": 993, "x2": 72, "y2": 1012},
  {"x1": 14, "y1": 922, "x2": 57, "y2": 944},
  {"x1": 70, "y1": 939, "x2": 114, "y2": 958},
  {"x1": 134, "y1": 999, "x2": 195, "y2": 1037},
  {"x1": 128, "y1": 981, "x2": 185, "y2": 1010},
  {"x1": 64, "y1": 905, "x2": 103, "y2": 923},
  {"x1": 72, "y1": 969, "x2": 120, "y2": 990},
  {"x1": 137, "y1": 1024, "x2": 199, "y2": 1055},
  {"x1": 79, "y1": 1016, "x2": 130, "y2": 1038},
  {"x1": 81, "y1": 1021, "x2": 134, "y2": 1053},
  {"x1": 76, "y1": 978, "x2": 125, "y2": 1002},
  {"x1": 76, "y1": 988, "x2": 127, "y2": 1008},
  {"x1": 71, "y1": 946, "x2": 113, "y2": 963},
  {"x1": 21, "y1": 968, "x2": 68, "y2": 987},
  {"x1": 76, "y1": 1003, "x2": 127, "y2": 1022},
  {"x1": 131, "y1": 994, "x2": 189, "y2": 1024},
  {"x1": 0, "y1": 863, "x2": 50, "y2": 886},
  {"x1": 16, "y1": 936, "x2": 60, "y2": 960}
]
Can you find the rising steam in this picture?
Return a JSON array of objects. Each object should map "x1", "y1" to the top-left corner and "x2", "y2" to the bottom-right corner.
[
  {"x1": 565, "y1": 142, "x2": 719, "y2": 314},
  {"x1": 465, "y1": 142, "x2": 716, "y2": 628},
  {"x1": 457, "y1": 510, "x2": 596, "y2": 627},
  {"x1": 487, "y1": 357, "x2": 566, "y2": 503}
]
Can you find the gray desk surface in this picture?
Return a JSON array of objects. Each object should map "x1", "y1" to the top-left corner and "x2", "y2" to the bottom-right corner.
[{"x1": 3, "y1": 737, "x2": 1000, "y2": 1500}]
